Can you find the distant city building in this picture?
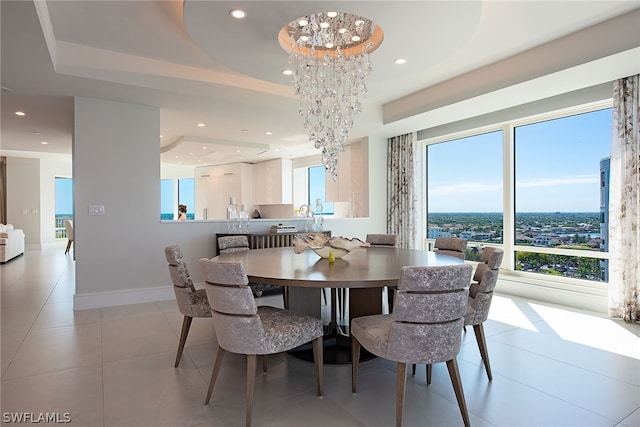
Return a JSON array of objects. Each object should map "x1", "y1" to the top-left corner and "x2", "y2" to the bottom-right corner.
[
  {"x1": 427, "y1": 227, "x2": 452, "y2": 239},
  {"x1": 533, "y1": 235, "x2": 560, "y2": 246},
  {"x1": 600, "y1": 157, "x2": 610, "y2": 281}
]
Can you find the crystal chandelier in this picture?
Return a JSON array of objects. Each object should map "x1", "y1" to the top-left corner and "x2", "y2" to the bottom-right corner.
[{"x1": 279, "y1": 12, "x2": 383, "y2": 180}]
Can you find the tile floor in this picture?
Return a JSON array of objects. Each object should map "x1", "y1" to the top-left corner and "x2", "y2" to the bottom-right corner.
[{"x1": 1, "y1": 247, "x2": 639, "y2": 426}]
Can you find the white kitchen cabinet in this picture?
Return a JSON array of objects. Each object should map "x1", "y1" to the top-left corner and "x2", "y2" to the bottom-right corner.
[
  {"x1": 254, "y1": 158, "x2": 292, "y2": 205},
  {"x1": 195, "y1": 163, "x2": 254, "y2": 219},
  {"x1": 325, "y1": 139, "x2": 369, "y2": 217}
]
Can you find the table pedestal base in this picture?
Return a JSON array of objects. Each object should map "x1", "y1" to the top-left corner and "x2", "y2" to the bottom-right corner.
[{"x1": 288, "y1": 333, "x2": 375, "y2": 364}]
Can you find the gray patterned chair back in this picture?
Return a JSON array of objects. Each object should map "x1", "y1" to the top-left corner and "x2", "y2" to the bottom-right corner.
[
  {"x1": 433, "y1": 237, "x2": 467, "y2": 260},
  {"x1": 466, "y1": 247, "x2": 503, "y2": 325},
  {"x1": 365, "y1": 234, "x2": 398, "y2": 247},
  {"x1": 217, "y1": 235, "x2": 250, "y2": 254},
  {"x1": 387, "y1": 264, "x2": 472, "y2": 364},
  {"x1": 165, "y1": 245, "x2": 209, "y2": 318},
  {"x1": 199, "y1": 259, "x2": 276, "y2": 355}
]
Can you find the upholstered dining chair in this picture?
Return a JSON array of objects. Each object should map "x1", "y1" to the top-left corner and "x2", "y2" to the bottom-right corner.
[
  {"x1": 465, "y1": 247, "x2": 504, "y2": 381},
  {"x1": 366, "y1": 233, "x2": 399, "y2": 313},
  {"x1": 64, "y1": 219, "x2": 74, "y2": 254},
  {"x1": 433, "y1": 237, "x2": 468, "y2": 260},
  {"x1": 164, "y1": 245, "x2": 212, "y2": 368},
  {"x1": 217, "y1": 235, "x2": 283, "y2": 299},
  {"x1": 413, "y1": 247, "x2": 505, "y2": 382},
  {"x1": 351, "y1": 264, "x2": 473, "y2": 427},
  {"x1": 199, "y1": 258, "x2": 324, "y2": 427}
]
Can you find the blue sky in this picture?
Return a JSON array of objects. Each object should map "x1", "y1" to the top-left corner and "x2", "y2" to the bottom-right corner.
[{"x1": 427, "y1": 108, "x2": 612, "y2": 212}]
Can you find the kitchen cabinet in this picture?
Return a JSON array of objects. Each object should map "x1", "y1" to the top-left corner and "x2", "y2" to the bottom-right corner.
[
  {"x1": 195, "y1": 163, "x2": 254, "y2": 219},
  {"x1": 254, "y1": 158, "x2": 292, "y2": 205},
  {"x1": 325, "y1": 139, "x2": 369, "y2": 217}
]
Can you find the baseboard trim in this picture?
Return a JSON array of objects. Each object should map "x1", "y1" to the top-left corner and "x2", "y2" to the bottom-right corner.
[
  {"x1": 496, "y1": 275, "x2": 608, "y2": 314},
  {"x1": 73, "y1": 286, "x2": 174, "y2": 310}
]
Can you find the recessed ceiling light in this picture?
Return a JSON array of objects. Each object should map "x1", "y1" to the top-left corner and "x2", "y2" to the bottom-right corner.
[
  {"x1": 197, "y1": 123, "x2": 205, "y2": 127},
  {"x1": 229, "y1": 9, "x2": 246, "y2": 19},
  {"x1": 14, "y1": 111, "x2": 25, "y2": 116},
  {"x1": 202, "y1": 146, "x2": 207, "y2": 150},
  {"x1": 282, "y1": 69, "x2": 293, "y2": 76},
  {"x1": 265, "y1": 131, "x2": 272, "y2": 135},
  {"x1": 41, "y1": 141, "x2": 48, "y2": 145},
  {"x1": 394, "y1": 58, "x2": 407, "y2": 65},
  {"x1": 160, "y1": 135, "x2": 163, "y2": 138}
]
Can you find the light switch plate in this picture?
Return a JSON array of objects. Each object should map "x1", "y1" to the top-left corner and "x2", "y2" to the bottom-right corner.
[{"x1": 88, "y1": 205, "x2": 105, "y2": 216}]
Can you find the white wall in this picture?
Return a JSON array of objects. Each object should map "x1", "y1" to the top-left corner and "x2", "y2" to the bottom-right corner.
[
  {"x1": 6, "y1": 157, "x2": 41, "y2": 248},
  {"x1": 71, "y1": 97, "x2": 387, "y2": 309}
]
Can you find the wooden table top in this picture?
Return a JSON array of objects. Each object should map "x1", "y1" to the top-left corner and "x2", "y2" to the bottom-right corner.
[{"x1": 214, "y1": 246, "x2": 464, "y2": 288}]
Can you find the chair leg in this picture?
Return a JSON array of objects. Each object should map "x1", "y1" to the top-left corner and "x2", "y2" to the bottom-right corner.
[
  {"x1": 312, "y1": 336, "x2": 324, "y2": 396},
  {"x1": 262, "y1": 355, "x2": 268, "y2": 373},
  {"x1": 387, "y1": 286, "x2": 395, "y2": 313},
  {"x1": 205, "y1": 347, "x2": 226, "y2": 405},
  {"x1": 411, "y1": 364, "x2": 416, "y2": 376},
  {"x1": 473, "y1": 323, "x2": 492, "y2": 380},
  {"x1": 282, "y1": 287, "x2": 289, "y2": 310},
  {"x1": 446, "y1": 359, "x2": 471, "y2": 427},
  {"x1": 246, "y1": 354, "x2": 257, "y2": 427},
  {"x1": 175, "y1": 316, "x2": 193, "y2": 367},
  {"x1": 65, "y1": 239, "x2": 72, "y2": 254},
  {"x1": 351, "y1": 337, "x2": 361, "y2": 393},
  {"x1": 322, "y1": 288, "x2": 327, "y2": 305},
  {"x1": 396, "y1": 362, "x2": 407, "y2": 427},
  {"x1": 426, "y1": 364, "x2": 432, "y2": 385}
]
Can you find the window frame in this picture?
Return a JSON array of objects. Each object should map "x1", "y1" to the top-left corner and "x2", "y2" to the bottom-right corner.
[{"x1": 420, "y1": 100, "x2": 612, "y2": 291}]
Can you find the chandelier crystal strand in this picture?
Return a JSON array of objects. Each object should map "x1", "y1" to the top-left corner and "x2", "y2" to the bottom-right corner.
[{"x1": 286, "y1": 12, "x2": 376, "y2": 181}]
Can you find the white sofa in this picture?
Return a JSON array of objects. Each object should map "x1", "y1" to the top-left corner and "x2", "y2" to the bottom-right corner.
[{"x1": 0, "y1": 224, "x2": 25, "y2": 263}]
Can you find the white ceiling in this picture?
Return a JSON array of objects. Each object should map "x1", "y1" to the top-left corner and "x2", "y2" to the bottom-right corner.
[{"x1": 1, "y1": 1, "x2": 639, "y2": 167}]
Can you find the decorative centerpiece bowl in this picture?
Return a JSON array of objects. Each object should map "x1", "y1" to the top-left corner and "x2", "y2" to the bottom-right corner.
[{"x1": 293, "y1": 233, "x2": 369, "y2": 259}]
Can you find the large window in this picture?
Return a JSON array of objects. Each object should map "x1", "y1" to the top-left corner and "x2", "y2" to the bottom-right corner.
[
  {"x1": 426, "y1": 130, "x2": 503, "y2": 260},
  {"x1": 160, "y1": 179, "x2": 174, "y2": 220},
  {"x1": 423, "y1": 104, "x2": 612, "y2": 283},
  {"x1": 514, "y1": 108, "x2": 611, "y2": 281},
  {"x1": 55, "y1": 177, "x2": 73, "y2": 238},
  {"x1": 308, "y1": 166, "x2": 334, "y2": 215},
  {"x1": 178, "y1": 178, "x2": 195, "y2": 220}
]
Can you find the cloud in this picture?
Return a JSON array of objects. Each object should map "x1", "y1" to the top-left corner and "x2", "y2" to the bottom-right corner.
[
  {"x1": 430, "y1": 175, "x2": 598, "y2": 196},
  {"x1": 430, "y1": 182, "x2": 501, "y2": 195},
  {"x1": 515, "y1": 175, "x2": 598, "y2": 188}
]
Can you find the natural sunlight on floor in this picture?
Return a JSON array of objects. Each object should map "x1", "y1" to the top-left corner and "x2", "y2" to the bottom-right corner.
[
  {"x1": 530, "y1": 302, "x2": 640, "y2": 360},
  {"x1": 488, "y1": 295, "x2": 539, "y2": 331}
]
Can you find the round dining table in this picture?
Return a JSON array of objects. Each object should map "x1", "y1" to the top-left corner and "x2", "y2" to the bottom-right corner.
[{"x1": 215, "y1": 245, "x2": 464, "y2": 363}]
